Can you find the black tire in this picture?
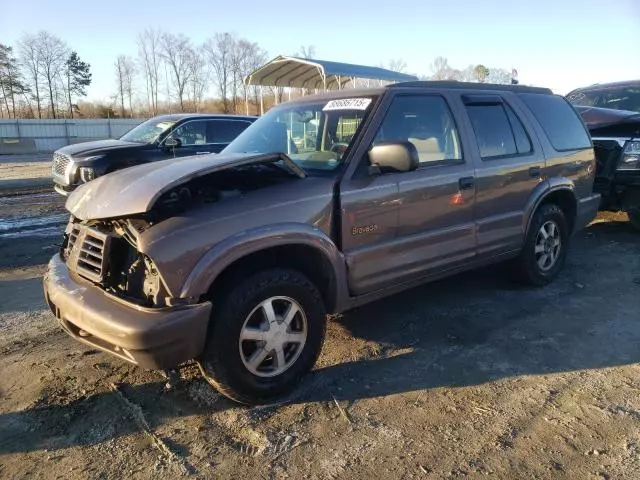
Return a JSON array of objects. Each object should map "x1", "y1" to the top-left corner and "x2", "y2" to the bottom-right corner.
[
  {"x1": 512, "y1": 203, "x2": 569, "y2": 286},
  {"x1": 626, "y1": 208, "x2": 640, "y2": 231},
  {"x1": 197, "y1": 268, "x2": 326, "y2": 405}
]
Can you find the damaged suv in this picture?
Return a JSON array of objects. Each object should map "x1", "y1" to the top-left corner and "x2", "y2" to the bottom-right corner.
[
  {"x1": 44, "y1": 82, "x2": 600, "y2": 404},
  {"x1": 567, "y1": 80, "x2": 640, "y2": 229}
]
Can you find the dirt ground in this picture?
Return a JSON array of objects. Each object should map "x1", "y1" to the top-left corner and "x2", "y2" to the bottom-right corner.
[{"x1": 0, "y1": 190, "x2": 639, "y2": 480}]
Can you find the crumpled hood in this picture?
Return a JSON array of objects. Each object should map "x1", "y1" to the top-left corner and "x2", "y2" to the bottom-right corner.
[
  {"x1": 65, "y1": 152, "x2": 302, "y2": 220},
  {"x1": 574, "y1": 105, "x2": 640, "y2": 130},
  {"x1": 57, "y1": 138, "x2": 142, "y2": 156}
]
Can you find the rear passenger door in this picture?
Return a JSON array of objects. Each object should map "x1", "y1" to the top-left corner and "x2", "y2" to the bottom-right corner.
[{"x1": 461, "y1": 94, "x2": 545, "y2": 257}]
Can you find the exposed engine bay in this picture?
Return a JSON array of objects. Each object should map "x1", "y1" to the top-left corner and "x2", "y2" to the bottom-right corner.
[
  {"x1": 147, "y1": 163, "x2": 299, "y2": 222},
  {"x1": 62, "y1": 163, "x2": 301, "y2": 307}
]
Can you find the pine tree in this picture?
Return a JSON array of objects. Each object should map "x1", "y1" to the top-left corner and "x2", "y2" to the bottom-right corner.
[{"x1": 64, "y1": 51, "x2": 91, "y2": 118}]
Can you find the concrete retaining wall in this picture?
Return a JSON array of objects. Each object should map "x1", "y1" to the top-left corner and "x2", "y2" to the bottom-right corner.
[{"x1": 0, "y1": 119, "x2": 145, "y2": 154}]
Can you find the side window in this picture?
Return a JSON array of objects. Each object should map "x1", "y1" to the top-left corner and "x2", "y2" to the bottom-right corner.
[
  {"x1": 465, "y1": 104, "x2": 517, "y2": 159},
  {"x1": 505, "y1": 104, "x2": 532, "y2": 154},
  {"x1": 374, "y1": 95, "x2": 462, "y2": 165},
  {"x1": 517, "y1": 93, "x2": 591, "y2": 151},
  {"x1": 171, "y1": 121, "x2": 207, "y2": 146},
  {"x1": 208, "y1": 120, "x2": 252, "y2": 143},
  {"x1": 335, "y1": 114, "x2": 363, "y2": 143}
]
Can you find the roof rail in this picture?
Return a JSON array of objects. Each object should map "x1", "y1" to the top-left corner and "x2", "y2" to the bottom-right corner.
[{"x1": 387, "y1": 80, "x2": 552, "y2": 94}]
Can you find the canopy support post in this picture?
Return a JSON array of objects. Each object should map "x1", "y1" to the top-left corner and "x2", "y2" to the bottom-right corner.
[{"x1": 260, "y1": 86, "x2": 264, "y2": 116}]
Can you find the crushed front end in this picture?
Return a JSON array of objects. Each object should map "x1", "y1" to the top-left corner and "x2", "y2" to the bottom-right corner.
[
  {"x1": 43, "y1": 216, "x2": 211, "y2": 369},
  {"x1": 574, "y1": 105, "x2": 640, "y2": 222}
]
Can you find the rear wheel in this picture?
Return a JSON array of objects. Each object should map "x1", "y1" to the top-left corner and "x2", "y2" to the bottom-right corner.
[
  {"x1": 512, "y1": 203, "x2": 568, "y2": 286},
  {"x1": 198, "y1": 269, "x2": 326, "y2": 405}
]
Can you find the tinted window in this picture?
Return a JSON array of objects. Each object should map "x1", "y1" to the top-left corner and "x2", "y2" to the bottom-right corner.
[
  {"x1": 209, "y1": 120, "x2": 252, "y2": 143},
  {"x1": 374, "y1": 95, "x2": 462, "y2": 164},
  {"x1": 505, "y1": 104, "x2": 532, "y2": 154},
  {"x1": 171, "y1": 120, "x2": 207, "y2": 145},
  {"x1": 465, "y1": 104, "x2": 517, "y2": 158},
  {"x1": 518, "y1": 93, "x2": 591, "y2": 151}
]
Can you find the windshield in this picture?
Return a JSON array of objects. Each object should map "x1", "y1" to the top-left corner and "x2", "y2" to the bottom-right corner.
[
  {"x1": 567, "y1": 85, "x2": 640, "y2": 113},
  {"x1": 222, "y1": 96, "x2": 377, "y2": 171},
  {"x1": 119, "y1": 118, "x2": 177, "y2": 143}
]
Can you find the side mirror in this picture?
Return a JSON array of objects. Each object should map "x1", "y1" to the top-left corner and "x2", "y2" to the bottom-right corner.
[
  {"x1": 368, "y1": 141, "x2": 419, "y2": 174},
  {"x1": 164, "y1": 137, "x2": 181, "y2": 149}
]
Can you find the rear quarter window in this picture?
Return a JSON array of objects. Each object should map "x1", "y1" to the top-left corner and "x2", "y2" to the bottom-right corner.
[{"x1": 518, "y1": 93, "x2": 591, "y2": 151}]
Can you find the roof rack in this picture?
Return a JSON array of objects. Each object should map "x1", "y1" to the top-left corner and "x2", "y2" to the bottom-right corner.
[{"x1": 387, "y1": 80, "x2": 552, "y2": 94}]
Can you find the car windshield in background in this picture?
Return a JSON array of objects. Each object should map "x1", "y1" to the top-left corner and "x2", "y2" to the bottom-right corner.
[
  {"x1": 223, "y1": 96, "x2": 376, "y2": 171},
  {"x1": 119, "y1": 118, "x2": 177, "y2": 143},
  {"x1": 567, "y1": 85, "x2": 640, "y2": 113}
]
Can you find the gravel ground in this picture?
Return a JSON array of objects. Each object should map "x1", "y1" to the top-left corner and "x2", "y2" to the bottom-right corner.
[
  {"x1": 0, "y1": 159, "x2": 52, "y2": 191},
  {"x1": 0, "y1": 192, "x2": 639, "y2": 480}
]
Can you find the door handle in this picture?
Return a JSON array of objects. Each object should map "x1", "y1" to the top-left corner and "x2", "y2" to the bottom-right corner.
[
  {"x1": 529, "y1": 166, "x2": 541, "y2": 177},
  {"x1": 458, "y1": 176, "x2": 475, "y2": 190},
  {"x1": 196, "y1": 151, "x2": 211, "y2": 155}
]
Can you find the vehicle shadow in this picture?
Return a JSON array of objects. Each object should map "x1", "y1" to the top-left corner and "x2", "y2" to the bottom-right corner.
[
  {"x1": 0, "y1": 379, "x2": 230, "y2": 456},
  {"x1": 1, "y1": 223, "x2": 638, "y2": 455}
]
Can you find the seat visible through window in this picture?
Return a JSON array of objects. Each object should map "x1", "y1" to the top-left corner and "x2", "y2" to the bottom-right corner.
[{"x1": 374, "y1": 95, "x2": 461, "y2": 165}]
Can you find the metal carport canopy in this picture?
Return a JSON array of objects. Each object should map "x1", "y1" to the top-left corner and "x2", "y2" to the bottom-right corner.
[{"x1": 245, "y1": 55, "x2": 419, "y2": 90}]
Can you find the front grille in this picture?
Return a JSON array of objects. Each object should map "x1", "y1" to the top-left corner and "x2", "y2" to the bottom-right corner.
[
  {"x1": 52, "y1": 152, "x2": 71, "y2": 177},
  {"x1": 67, "y1": 225, "x2": 111, "y2": 283}
]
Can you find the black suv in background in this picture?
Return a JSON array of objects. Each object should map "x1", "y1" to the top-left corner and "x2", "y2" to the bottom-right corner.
[
  {"x1": 567, "y1": 80, "x2": 640, "y2": 229},
  {"x1": 51, "y1": 113, "x2": 257, "y2": 195}
]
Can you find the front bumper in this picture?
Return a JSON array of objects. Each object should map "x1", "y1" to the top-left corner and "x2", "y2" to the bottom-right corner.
[
  {"x1": 43, "y1": 254, "x2": 212, "y2": 369},
  {"x1": 575, "y1": 193, "x2": 601, "y2": 231}
]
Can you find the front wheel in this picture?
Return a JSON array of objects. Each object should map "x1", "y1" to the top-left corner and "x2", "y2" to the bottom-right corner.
[
  {"x1": 198, "y1": 269, "x2": 326, "y2": 405},
  {"x1": 512, "y1": 203, "x2": 569, "y2": 286}
]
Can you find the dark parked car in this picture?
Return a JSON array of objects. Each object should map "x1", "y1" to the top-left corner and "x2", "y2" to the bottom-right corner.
[
  {"x1": 566, "y1": 80, "x2": 640, "y2": 229},
  {"x1": 44, "y1": 82, "x2": 600, "y2": 404},
  {"x1": 51, "y1": 113, "x2": 257, "y2": 195}
]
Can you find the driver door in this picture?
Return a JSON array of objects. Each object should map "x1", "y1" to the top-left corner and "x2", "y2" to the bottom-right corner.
[
  {"x1": 165, "y1": 120, "x2": 212, "y2": 158},
  {"x1": 340, "y1": 91, "x2": 477, "y2": 296}
]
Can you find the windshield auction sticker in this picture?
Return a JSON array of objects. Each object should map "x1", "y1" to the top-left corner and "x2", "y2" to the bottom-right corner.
[{"x1": 323, "y1": 98, "x2": 372, "y2": 111}]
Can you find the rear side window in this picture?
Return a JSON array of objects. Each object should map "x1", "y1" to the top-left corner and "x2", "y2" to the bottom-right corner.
[
  {"x1": 505, "y1": 104, "x2": 532, "y2": 154},
  {"x1": 208, "y1": 120, "x2": 252, "y2": 143},
  {"x1": 465, "y1": 104, "x2": 517, "y2": 159},
  {"x1": 518, "y1": 93, "x2": 591, "y2": 151}
]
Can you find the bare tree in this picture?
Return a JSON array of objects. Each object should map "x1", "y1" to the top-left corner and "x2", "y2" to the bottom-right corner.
[
  {"x1": 120, "y1": 56, "x2": 136, "y2": 116},
  {"x1": 430, "y1": 56, "x2": 453, "y2": 80},
  {"x1": 33, "y1": 31, "x2": 68, "y2": 118},
  {"x1": 187, "y1": 46, "x2": 208, "y2": 112},
  {"x1": 114, "y1": 55, "x2": 127, "y2": 117},
  {"x1": 387, "y1": 58, "x2": 407, "y2": 73},
  {"x1": 160, "y1": 33, "x2": 193, "y2": 112},
  {"x1": 18, "y1": 34, "x2": 43, "y2": 118},
  {"x1": 137, "y1": 28, "x2": 162, "y2": 115},
  {"x1": 485, "y1": 68, "x2": 512, "y2": 85},
  {"x1": 230, "y1": 39, "x2": 262, "y2": 112},
  {"x1": 204, "y1": 32, "x2": 235, "y2": 113},
  {"x1": 297, "y1": 45, "x2": 316, "y2": 59}
]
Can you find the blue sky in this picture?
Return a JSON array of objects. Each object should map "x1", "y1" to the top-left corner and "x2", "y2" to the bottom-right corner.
[{"x1": 2, "y1": 0, "x2": 639, "y2": 101}]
